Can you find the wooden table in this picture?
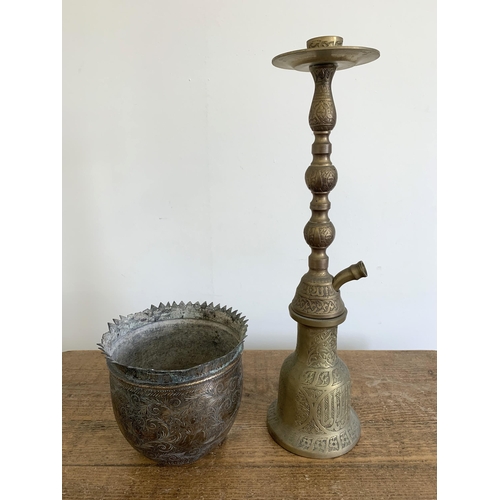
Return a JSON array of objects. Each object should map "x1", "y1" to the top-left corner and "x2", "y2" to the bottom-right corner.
[{"x1": 63, "y1": 350, "x2": 436, "y2": 499}]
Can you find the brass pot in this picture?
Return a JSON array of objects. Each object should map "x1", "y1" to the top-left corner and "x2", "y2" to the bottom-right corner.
[{"x1": 99, "y1": 301, "x2": 247, "y2": 465}]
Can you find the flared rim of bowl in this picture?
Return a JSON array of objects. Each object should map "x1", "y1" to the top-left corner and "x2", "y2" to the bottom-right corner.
[{"x1": 98, "y1": 301, "x2": 248, "y2": 385}]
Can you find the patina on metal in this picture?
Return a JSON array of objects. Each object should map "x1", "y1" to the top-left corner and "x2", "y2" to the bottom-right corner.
[
  {"x1": 99, "y1": 301, "x2": 247, "y2": 465},
  {"x1": 267, "y1": 36, "x2": 379, "y2": 459}
]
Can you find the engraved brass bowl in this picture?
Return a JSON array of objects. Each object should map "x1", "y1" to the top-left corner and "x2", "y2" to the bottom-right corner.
[{"x1": 99, "y1": 301, "x2": 247, "y2": 465}]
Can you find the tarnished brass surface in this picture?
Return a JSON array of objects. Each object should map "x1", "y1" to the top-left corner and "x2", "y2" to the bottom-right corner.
[
  {"x1": 99, "y1": 301, "x2": 247, "y2": 465},
  {"x1": 272, "y1": 36, "x2": 380, "y2": 72},
  {"x1": 267, "y1": 36, "x2": 379, "y2": 458}
]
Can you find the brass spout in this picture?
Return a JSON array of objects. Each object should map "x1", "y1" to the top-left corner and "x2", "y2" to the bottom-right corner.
[{"x1": 332, "y1": 261, "x2": 367, "y2": 291}]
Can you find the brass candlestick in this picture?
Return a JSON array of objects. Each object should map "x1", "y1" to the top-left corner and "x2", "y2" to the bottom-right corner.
[{"x1": 267, "y1": 36, "x2": 380, "y2": 458}]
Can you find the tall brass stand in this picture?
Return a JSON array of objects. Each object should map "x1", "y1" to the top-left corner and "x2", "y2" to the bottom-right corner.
[{"x1": 267, "y1": 36, "x2": 380, "y2": 458}]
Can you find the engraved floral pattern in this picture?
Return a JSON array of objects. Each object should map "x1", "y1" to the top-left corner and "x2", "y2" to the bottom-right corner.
[
  {"x1": 309, "y1": 66, "x2": 336, "y2": 132},
  {"x1": 303, "y1": 223, "x2": 335, "y2": 248},
  {"x1": 110, "y1": 359, "x2": 243, "y2": 465},
  {"x1": 292, "y1": 296, "x2": 341, "y2": 317},
  {"x1": 295, "y1": 389, "x2": 310, "y2": 427},
  {"x1": 308, "y1": 40, "x2": 342, "y2": 48},
  {"x1": 307, "y1": 329, "x2": 337, "y2": 368},
  {"x1": 305, "y1": 165, "x2": 338, "y2": 193},
  {"x1": 309, "y1": 100, "x2": 335, "y2": 130}
]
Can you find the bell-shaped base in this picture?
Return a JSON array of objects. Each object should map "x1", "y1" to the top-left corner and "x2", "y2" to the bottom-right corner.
[{"x1": 267, "y1": 401, "x2": 360, "y2": 459}]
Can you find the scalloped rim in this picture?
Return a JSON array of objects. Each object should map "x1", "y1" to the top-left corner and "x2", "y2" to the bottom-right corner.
[{"x1": 98, "y1": 301, "x2": 248, "y2": 376}]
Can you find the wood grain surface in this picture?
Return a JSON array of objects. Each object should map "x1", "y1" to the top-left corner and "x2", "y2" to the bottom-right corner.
[{"x1": 63, "y1": 350, "x2": 436, "y2": 499}]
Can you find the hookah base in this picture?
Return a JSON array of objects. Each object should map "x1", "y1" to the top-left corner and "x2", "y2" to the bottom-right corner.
[{"x1": 267, "y1": 400, "x2": 360, "y2": 459}]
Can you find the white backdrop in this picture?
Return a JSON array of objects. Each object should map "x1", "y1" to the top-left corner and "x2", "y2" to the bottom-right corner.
[{"x1": 63, "y1": 0, "x2": 436, "y2": 351}]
